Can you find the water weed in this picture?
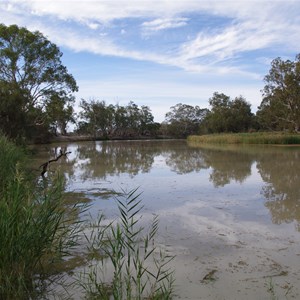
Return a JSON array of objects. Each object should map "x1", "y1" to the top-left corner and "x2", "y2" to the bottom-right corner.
[{"x1": 80, "y1": 188, "x2": 175, "y2": 300}]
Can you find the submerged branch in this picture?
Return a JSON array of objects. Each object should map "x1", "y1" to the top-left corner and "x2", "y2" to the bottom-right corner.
[{"x1": 40, "y1": 149, "x2": 71, "y2": 177}]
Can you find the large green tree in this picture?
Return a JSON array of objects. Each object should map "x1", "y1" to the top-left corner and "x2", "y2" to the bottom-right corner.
[
  {"x1": 204, "y1": 92, "x2": 231, "y2": 133},
  {"x1": 203, "y1": 92, "x2": 253, "y2": 133},
  {"x1": 46, "y1": 94, "x2": 75, "y2": 135},
  {"x1": 164, "y1": 103, "x2": 208, "y2": 137},
  {"x1": 0, "y1": 24, "x2": 78, "y2": 140},
  {"x1": 228, "y1": 96, "x2": 254, "y2": 132},
  {"x1": 79, "y1": 99, "x2": 115, "y2": 138},
  {"x1": 257, "y1": 54, "x2": 300, "y2": 132}
]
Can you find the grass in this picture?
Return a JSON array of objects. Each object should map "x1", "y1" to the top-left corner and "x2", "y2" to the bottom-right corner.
[
  {"x1": 79, "y1": 188, "x2": 175, "y2": 299},
  {"x1": 0, "y1": 135, "x2": 83, "y2": 299},
  {"x1": 188, "y1": 132, "x2": 300, "y2": 145}
]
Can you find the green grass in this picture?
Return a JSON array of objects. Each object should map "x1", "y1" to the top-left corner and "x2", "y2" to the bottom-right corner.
[
  {"x1": 0, "y1": 135, "x2": 82, "y2": 299},
  {"x1": 188, "y1": 132, "x2": 300, "y2": 145}
]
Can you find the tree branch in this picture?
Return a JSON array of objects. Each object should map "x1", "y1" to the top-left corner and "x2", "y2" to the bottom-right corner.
[{"x1": 40, "y1": 149, "x2": 71, "y2": 177}]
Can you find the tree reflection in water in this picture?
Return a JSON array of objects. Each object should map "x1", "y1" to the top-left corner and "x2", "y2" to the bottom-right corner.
[
  {"x1": 257, "y1": 149, "x2": 300, "y2": 230},
  {"x1": 34, "y1": 141, "x2": 300, "y2": 231}
]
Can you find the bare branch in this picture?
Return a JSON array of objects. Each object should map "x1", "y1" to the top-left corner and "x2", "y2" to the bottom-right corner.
[{"x1": 40, "y1": 149, "x2": 71, "y2": 177}]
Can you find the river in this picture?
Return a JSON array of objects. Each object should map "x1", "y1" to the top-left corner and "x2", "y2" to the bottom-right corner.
[{"x1": 32, "y1": 140, "x2": 300, "y2": 299}]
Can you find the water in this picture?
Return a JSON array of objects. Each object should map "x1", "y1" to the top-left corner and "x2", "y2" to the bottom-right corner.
[{"x1": 32, "y1": 140, "x2": 300, "y2": 299}]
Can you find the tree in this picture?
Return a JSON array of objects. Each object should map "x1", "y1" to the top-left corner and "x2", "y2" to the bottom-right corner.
[
  {"x1": 125, "y1": 101, "x2": 141, "y2": 134},
  {"x1": 228, "y1": 96, "x2": 253, "y2": 132},
  {"x1": 80, "y1": 99, "x2": 111, "y2": 139},
  {"x1": 0, "y1": 24, "x2": 78, "y2": 139},
  {"x1": 164, "y1": 103, "x2": 208, "y2": 137},
  {"x1": 205, "y1": 92, "x2": 231, "y2": 133},
  {"x1": 203, "y1": 92, "x2": 253, "y2": 133},
  {"x1": 114, "y1": 104, "x2": 129, "y2": 136},
  {"x1": 45, "y1": 94, "x2": 75, "y2": 135},
  {"x1": 139, "y1": 105, "x2": 159, "y2": 135},
  {"x1": 78, "y1": 100, "x2": 158, "y2": 138},
  {"x1": 257, "y1": 54, "x2": 300, "y2": 132}
]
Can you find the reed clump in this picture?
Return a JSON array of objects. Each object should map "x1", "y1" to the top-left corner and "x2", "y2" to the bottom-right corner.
[
  {"x1": 79, "y1": 189, "x2": 175, "y2": 299},
  {"x1": 188, "y1": 132, "x2": 300, "y2": 145},
  {"x1": 0, "y1": 135, "x2": 81, "y2": 299}
]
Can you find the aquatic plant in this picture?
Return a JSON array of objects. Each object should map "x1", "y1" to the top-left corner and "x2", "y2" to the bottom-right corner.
[
  {"x1": 79, "y1": 188, "x2": 175, "y2": 299},
  {"x1": 0, "y1": 134, "x2": 26, "y2": 191},
  {"x1": 188, "y1": 132, "x2": 300, "y2": 145},
  {"x1": 0, "y1": 135, "x2": 82, "y2": 299}
]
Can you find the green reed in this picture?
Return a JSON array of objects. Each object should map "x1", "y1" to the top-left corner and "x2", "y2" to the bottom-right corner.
[
  {"x1": 80, "y1": 188, "x2": 175, "y2": 300},
  {"x1": 0, "y1": 135, "x2": 82, "y2": 299},
  {"x1": 0, "y1": 134, "x2": 26, "y2": 191},
  {"x1": 188, "y1": 132, "x2": 300, "y2": 145}
]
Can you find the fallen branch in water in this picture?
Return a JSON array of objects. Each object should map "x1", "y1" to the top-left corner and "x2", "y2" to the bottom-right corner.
[{"x1": 40, "y1": 149, "x2": 71, "y2": 177}]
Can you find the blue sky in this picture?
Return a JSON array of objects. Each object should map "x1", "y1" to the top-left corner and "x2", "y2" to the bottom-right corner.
[{"x1": 1, "y1": 0, "x2": 300, "y2": 122}]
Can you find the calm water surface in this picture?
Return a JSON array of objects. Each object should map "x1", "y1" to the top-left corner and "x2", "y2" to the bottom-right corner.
[
  {"x1": 32, "y1": 140, "x2": 300, "y2": 299},
  {"x1": 33, "y1": 140, "x2": 300, "y2": 230}
]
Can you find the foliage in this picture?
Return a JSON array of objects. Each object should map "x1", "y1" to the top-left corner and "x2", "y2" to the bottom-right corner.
[
  {"x1": 78, "y1": 100, "x2": 160, "y2": 138},
  {"x1": 0, "y1": 134, "x2": 82, "y2": 299},
  {"x1": 164, "y1": 103, "x2": 208, "y2": 138},
  {"x1": 202, "y1": 92, "x2": 254, "y2": 133},
  {"x1": 79, "y1": 99, "x2": 114, "y2": 138},
  {"x1": 80, "y1": 189, "x2": 175, "y2": 299},
  {"x1": 205, "y1": 92, "x2": 231, "y2": 133},
  {"x1": 46, "y1": 94, "x2": 75, "y2": 135},
  {"x1": 0, "y1": 134, "x2": 26, "y2": 191},
  {"x1": 257, "y1": 54, "x2": 300, "y2": 132},
  {"x1": 0, "y1": 24, "x2": 77, "y2": 141}
]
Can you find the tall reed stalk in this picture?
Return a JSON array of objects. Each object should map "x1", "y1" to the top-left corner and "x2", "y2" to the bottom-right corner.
[
  {"x1": 0, "y1": 135, "x2": 82, "y2": 299},
  {"x1": 80, "y1": 189, "x2": 175, "y2": 299}
]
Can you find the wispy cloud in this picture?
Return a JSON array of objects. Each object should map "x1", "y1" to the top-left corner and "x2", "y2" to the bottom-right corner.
[
  {"x1": 1, "y1": 0, "x2": 300, "y2": 77},
  {"x1": 179, "y1": 21, "x2": 278, "y2": 63},
  {"x1": 142, "y1": 17, "x2": 188, "y2": 32}
]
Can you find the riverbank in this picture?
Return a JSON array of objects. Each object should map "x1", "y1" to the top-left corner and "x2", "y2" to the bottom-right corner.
[
  {"x1": 188, "y1": 132, "x2": 300, "y2": 145},
  {"x1": 46, "y1": 134, "x2": 172, "y2": 144}
]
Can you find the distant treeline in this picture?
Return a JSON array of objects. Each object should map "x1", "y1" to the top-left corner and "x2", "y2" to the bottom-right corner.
[
  {"x1": 1, "y1": 24, "x2": 300, "y2": 143},
  {"x1": 76, "y1": 100, "x2": 160, "y2": 139}
]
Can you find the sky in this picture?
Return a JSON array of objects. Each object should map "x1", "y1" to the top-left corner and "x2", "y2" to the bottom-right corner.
[{"x1": 1, "y1": 0, "x2": 300, "y2": 122}]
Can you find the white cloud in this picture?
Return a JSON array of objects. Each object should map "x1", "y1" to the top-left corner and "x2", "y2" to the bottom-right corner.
[
  {"x1": 2, "y1": 0, "x2": 278, "y2": 121},
  {"x1": 179, "y1": 21, "x2": 278, "y2": 63},
  {"x1": 85, "y1": 21, "x2": 100, "y2": 30},
  {"x1": 142, "y1": 17, "x2": 188, "y2": 32},
  {"x1": 1, "y1": 0, "x2": 300, "y2": 76}
]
